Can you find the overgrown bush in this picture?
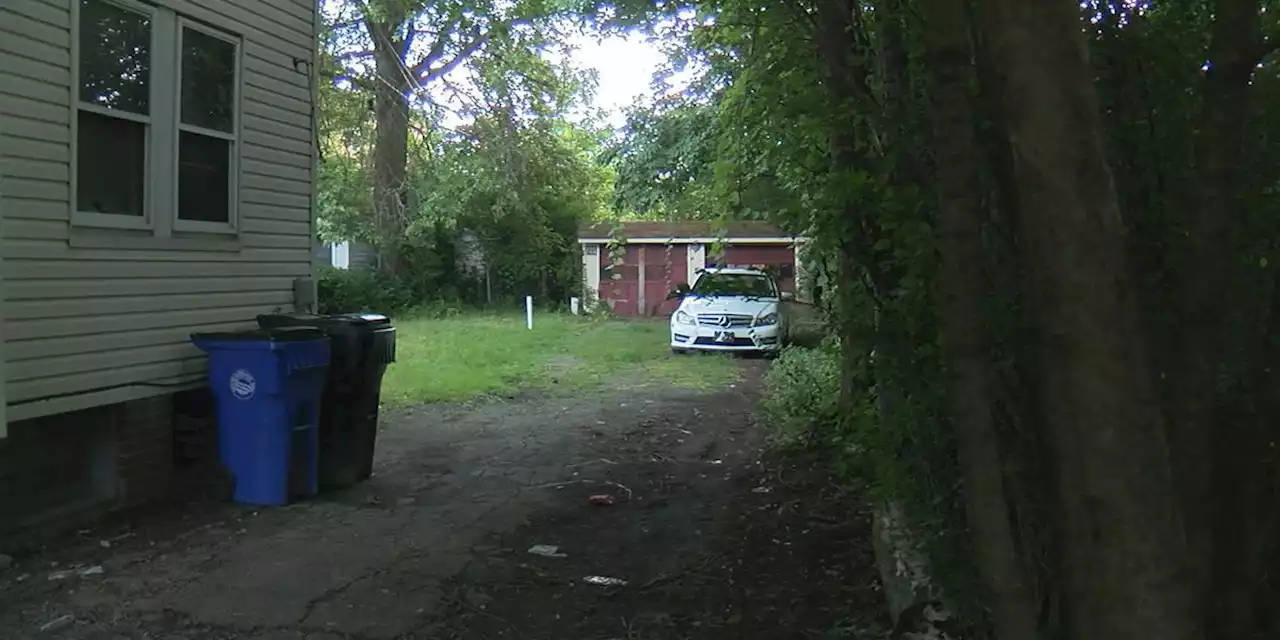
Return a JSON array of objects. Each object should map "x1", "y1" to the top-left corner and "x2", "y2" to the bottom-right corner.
[
  {"x1": 316, "y1": 266, "x2": 415, "y2": 315},
  {"x1": 760, "y1": 338, "x2": 842, "y2": 445}
]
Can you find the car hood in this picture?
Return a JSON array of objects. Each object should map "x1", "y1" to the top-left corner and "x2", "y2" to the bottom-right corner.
[{"x1": 679, "y1": 295, "x2": 778, "y2": 317}]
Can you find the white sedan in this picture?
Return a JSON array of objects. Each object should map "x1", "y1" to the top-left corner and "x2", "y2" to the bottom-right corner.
[{"x1": 668, "y1": 267, "x2": 791, "y2": 354}]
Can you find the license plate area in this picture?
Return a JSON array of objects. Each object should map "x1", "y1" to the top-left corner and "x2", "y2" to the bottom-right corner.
[{"x1": 714, "y1": 331, "x2": 734, "y2": 343}]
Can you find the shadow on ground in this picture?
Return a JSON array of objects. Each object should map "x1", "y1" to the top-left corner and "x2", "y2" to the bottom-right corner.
[{"x1": 0, "y1": 360, "x2": 883, "y2": 640}]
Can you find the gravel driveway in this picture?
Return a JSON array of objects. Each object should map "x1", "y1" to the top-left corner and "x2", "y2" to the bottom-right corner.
[{"x1": 0, "y1": 360, "x2": 883, "y2": 640}]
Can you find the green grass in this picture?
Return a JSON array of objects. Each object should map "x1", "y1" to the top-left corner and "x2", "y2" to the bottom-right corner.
[{"x1": 380, "y1": 311, "x2": 740, "y2": 405}]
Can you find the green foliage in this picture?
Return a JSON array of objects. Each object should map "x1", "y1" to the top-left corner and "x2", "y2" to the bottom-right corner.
[
  {"x1": 317, "y1": 0, "x2": 619, "y2": 306},
  {"x1": 604, "y1": 97, "x2": 721, "y2": 218},
  {"x1": 670, "y1": 0, "x2": 977, "y2": 626},
  {"x1": 315, "y1": 266, "x2": 416, "y2": 315},
  {"x1": 410, "y1": 115, "x2": 613, "y2": 302},
  {"x1": 760, "y1": 341, "x2": 842, "y2": 445}
]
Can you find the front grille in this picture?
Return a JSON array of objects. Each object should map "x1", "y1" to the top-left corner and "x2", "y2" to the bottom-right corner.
[
  {"x1": 694, "y1": 336, "x2": 757, "y2": 347},
  {"x1": 696, "y1": 314, "x2": 754, "y2": 328}
]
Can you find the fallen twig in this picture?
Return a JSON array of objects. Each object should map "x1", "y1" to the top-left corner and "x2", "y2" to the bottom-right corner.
[
  {"x1": 452, "y1": 590, "x2": 522, "y2": 639},
  {"x1": 534, "y1": 479, "x2": 635, "y2": 499},
  {"x1": 603, "y1": 480, "x2": 634, "y2": 499},
  {"x1": 637, "y1": 552, "x2": 728, "y2": 592},
  {"x1": 566, "y1": 458, "x2": 618, "y2": 468}
]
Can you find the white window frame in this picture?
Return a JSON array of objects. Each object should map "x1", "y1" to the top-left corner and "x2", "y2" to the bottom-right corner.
[
  {"x1": 173, "y1": 17, "x2": 242, "y2": 234},
  {"x1": 70, "y1": 0, "x2": 158, "y2": 231},
  {"x1": 70, "y1": 0, "x2": 243, "y2": 236}
]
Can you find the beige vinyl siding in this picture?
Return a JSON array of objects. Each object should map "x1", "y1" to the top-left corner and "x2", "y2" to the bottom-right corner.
[
  {"x1": 0, "y1": 0, "x2": 316, "y2": 418},
  {"x1": 351, "y1": 241, "x2": 379, "y2": 270}
]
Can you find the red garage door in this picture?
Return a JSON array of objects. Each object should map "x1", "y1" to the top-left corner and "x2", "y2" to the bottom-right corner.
[
  {"x1": 718, "y1": 244, "x2": 797, "y2": 293},
  {"x1": 642, "y1": 244, "x2": 687, "y2": 317},
  {"x1": 598, "y1": 244, "x2": 689, "y2": 317},
  {"x1": 599, "y1": 245, "x2": 641, "y2": 316}
]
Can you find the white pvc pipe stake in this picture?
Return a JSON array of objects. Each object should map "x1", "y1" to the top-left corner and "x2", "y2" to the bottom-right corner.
[{"x1": 526, "y1": 295, "x2": 534, "y2": 330}]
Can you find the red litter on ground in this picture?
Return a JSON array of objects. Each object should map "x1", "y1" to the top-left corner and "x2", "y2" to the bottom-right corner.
[{"x1": 588, "y1": 494, "x2": 616, "y2": 506}]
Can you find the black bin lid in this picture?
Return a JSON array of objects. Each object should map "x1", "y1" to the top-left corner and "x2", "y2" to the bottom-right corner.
[
  {"x1": 258, "y1": 313, "x2": 391, "y2": 328},
  {"x1": 340, "y1": 313, "x2": 391, "y2": 327},
  {"x1": 257, "y1": 313, "x2": 325, "y2": 327},
  {"x1": 193, "y1": 327, "x2": 327, "y2": 342}
]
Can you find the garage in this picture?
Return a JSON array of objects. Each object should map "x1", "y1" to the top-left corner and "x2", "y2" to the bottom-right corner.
[{"x1": 579, "y1": 221, "x2": 807, "y2": 317}]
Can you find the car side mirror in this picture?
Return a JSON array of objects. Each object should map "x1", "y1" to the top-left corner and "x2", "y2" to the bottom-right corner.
[
  {"x1": 781, "y1": 292, "x2": 795, "y2": 301},
  {"x1": 666, "y1": 283, "x2": 691, "y2": 300}
]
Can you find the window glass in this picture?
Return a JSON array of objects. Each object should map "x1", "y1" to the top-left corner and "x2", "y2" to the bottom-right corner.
[
  {"x1": 78, "y1": 0, "x2": 151, "y2": 114},
  {"x1": 178, "y1": 131, "x2": 231, "y2": 222},
  {"x1": 178, "y1": 26, "x2": 236, "y2": 223},
  {"x1": 76, "y1": 111, "x2": 146, "y2": 216},
  {"x1": 76, "y1": 0, "x2": 151, "y2": 217},
  {"x1": 180, "y1": 27, "x2": 236, "y2": 132},
  {"x1": 691, "y1": 273, "x2": 778, "y2": 298}
]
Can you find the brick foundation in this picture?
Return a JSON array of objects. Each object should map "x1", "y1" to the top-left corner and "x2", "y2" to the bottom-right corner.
[
  {"x1": 112, "y1": 394, "x2": 175, "y2": 508},
  {"x1": 0, "y1": 393, "x2": 190, "y2": 536}
]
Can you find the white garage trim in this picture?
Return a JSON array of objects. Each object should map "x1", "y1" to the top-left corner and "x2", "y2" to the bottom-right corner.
[
  {"x1": 793, "y1": 238, "x2": 809, "y2": 303},
  {"x1": 686, "y1": 244, "x2": 706, "y2": 285},
  {"x1": 582, "y1": 243, "x2": 601, "y2": 309}
]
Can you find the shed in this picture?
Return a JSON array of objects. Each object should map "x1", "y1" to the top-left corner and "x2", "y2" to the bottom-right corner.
[{"x1": 578, "y1": 221, "x2": 808, "y2": 317}]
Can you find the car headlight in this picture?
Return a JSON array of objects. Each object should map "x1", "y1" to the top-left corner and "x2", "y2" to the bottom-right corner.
[
  {"x1": 674, "y1": 310, "x2": 695, "y2": 325},
  {"x1": 754, "y1": 312, "x2": 778, "y2": 326}
]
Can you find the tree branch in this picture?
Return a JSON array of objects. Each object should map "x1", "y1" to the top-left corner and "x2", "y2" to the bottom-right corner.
[
  {"x1": 1257, "y1": 17, "x2": 1280, "y2": 62},
  {"x1": 337, "y1": 49, "x2": 375, "y2": 61},
  {"x1": 416, "y1": 29, "x2": 492, "y2": 82}
]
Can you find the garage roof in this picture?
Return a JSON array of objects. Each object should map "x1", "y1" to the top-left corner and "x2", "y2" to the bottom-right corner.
[{"x1": 578, "y1": 220, "x2": 803, "y2": 243}]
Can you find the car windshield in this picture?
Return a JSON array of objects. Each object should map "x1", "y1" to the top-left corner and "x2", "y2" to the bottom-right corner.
[{"x1": 691, "y1": 272, "x2": 778, "y2": 298}]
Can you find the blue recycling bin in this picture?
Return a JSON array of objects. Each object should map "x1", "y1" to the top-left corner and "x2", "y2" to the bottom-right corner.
[{"x1": 192, "y1": 327, "x2": 330, "y2": 506}]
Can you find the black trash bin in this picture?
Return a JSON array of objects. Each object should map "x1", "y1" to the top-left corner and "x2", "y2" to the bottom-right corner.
[{"x1": 256, "y1": 313, "x2": 396, "y2": 489}]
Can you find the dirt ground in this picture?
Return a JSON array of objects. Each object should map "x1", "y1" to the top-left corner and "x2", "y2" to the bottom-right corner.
[{"x1": 0, "y1": 361, "x2": 885, "y2": 640}]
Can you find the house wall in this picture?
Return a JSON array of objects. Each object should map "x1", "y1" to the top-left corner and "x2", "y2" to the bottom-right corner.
[
  {"x1": 1, "y1": 0, "x2": 317, "y2": 421},
  {"x1": 349, "y1": 241, "x2": 378, "y2": 270},
  {"x1": 314, "y1": 240, "x2": 378, "y2": 271}
]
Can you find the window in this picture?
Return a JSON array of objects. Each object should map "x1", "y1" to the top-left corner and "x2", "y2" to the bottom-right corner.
[
  {"x1": 690, "y1": 272, "x2": 779, "y2": 299},
  {"x1": 73, "y1": 0, "x2": 241, "y2": 233},
  {"x1": 177, "y1": 23, "x2": 238, "y2": 228},
  {"x1": 75, "y1": 0, "x2": 151, "y2": 224}
]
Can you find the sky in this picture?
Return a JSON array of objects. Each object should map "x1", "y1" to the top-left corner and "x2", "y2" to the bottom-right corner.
[{"x1": 562, "y1": 32, "x2": 675, "y2": 127}]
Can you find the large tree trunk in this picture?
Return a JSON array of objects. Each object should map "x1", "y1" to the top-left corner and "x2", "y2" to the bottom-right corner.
[
  {"x1": 920, "y1": 0, "x2": 1039, "y2": 637},
  {"x1": 974, "y1": 1, "x2": 1199, "y2": 638},
  {"x1": 368, "y1": 16, "x2": 412, "y2": 275},
  {"x1": 1209, "y1": 268, "x2": 1280, "y2": 640}
]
